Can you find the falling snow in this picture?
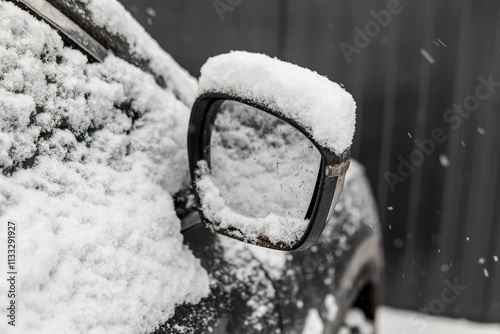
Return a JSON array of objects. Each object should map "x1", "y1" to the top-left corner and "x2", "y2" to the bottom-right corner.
[
  {"x1": 437, "y1": 39, "x2": 447, "y2": 47},
  {"x1": 420, "y1": 49, "x2": 435, "y2": 64},
  {"x1": 432, "y1": 38, "x2": 447, "y2": 47},
  {"x1": 393, "y1": 238, "x2": 404, "y2": 248},
  {"x1": 439, "y1": 154, "x2": 450, "y2": 168},
  {"x1": 146, "y1": 7, "x2": 157, "y2": 17}
]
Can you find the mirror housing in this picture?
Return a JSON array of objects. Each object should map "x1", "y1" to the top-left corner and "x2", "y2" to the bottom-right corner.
[
  {"x1": 188, "y1": 51, "x2": 356, "y2": 251},
  {"x1": 189, "y1": 93, "x2": 350, "y2": 251}
]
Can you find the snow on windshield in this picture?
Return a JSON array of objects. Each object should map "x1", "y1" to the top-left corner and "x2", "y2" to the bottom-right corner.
[
  {"x1": 0, "y1": 2, "x2": 208, "y2": 333},
  {"x1": 196, "y1": 100, "x2": 321, "y2": 246},
  {"x1": 198, "y1": 51, "x2": 356, "y2": 155}
]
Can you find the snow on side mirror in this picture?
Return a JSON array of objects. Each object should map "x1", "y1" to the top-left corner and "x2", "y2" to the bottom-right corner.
[{"x1": 188, "y1": 51, "x2": 356, "y2": 251}]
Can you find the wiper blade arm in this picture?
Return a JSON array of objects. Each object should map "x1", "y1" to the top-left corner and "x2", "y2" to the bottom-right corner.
[{"x1": 11, "y1": 0, "x2": 108, "y2": 62}]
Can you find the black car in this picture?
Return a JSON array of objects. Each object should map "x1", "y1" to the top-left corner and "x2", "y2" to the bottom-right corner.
[{"x1": 0, "y1": 1, "x2": 382, "y2": 333}]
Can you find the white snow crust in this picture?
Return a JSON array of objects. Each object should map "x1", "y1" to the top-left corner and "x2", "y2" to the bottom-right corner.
[
  {"x1": 340, "y1": 308, "x2": 374, "y2": 334},
  {"x1": 196, "y1": 161, "x2": 309, "y2": 246},
  {"x1": 325, "y1": 294, "x2": 339, "y2": 321},
  {"x1": 244, "y1": 243, "x2": 289, "y2": 280},
  {"x1": 217, "y1": 237, "x2": 280, "y2": 330},
  {"x1": 0, "y1": 2, "x2": 209, "y2": 333},
  {"x1": 301, "y1": 308, "x2": 325, "y2": 334},
  {"x1": 377, "y1": 307, "x2": 500, "y2": 334},
  {"x1": 198, "y1": 51, "x2": 356, "y2": 154}
]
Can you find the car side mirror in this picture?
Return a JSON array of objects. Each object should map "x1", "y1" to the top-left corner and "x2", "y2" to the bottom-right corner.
[{"x1": 187, "y1": 51, "x2": 356, "y2": 251}]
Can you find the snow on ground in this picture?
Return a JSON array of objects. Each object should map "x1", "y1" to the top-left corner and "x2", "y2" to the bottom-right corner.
[
  {"x1": 0, "y1": 2, "x2": 209, "y2": 333},
  {"x1": 198, "y1": 51, "x2": 356, "y2": 155},
  {"x1": 377, "y1": 307, "x2": 500, "y2": 334},
  {"x1": 299, "y1": 306, "x2": 500, "y2": 334}
]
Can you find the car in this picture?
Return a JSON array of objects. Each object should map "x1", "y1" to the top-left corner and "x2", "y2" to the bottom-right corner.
[{"x1": 0, "y1": 0, "x2": 382, "y2": 333}]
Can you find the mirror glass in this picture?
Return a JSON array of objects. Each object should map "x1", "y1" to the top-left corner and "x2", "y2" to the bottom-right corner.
[{"x1": 195, "y1": 100, "x2": 321, "y2": 247}]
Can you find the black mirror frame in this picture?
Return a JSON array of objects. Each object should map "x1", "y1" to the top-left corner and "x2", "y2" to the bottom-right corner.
[{"x1": 188, "y1": 92, "x2": 351, "y2": 251}]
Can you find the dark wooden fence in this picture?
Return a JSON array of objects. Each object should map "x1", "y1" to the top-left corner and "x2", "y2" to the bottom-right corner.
[{"x1": 120, "y1": 0, "x2": 500, "y2": 323}]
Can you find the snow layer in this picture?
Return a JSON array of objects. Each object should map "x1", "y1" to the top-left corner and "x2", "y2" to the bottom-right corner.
[
  {"x1": 301, "y1": 309, "x2": 324, "y2": 334},
  {"x1": 197, "y1": 161, "x2": 309, "y2": 246},
  {"x1": 0, "y1": 2, "x2": 208, "y2": 333},
  {"x1": 198, "y1": 51, "x2": 356, "y2": 155},
  {"x1": 340, "y1": 309, "x2": 374, "y2": 334},
  {"x1": 324, "y1": 294, "x2": 338, "y2": 321},
  {"x1": 217, "y1": 237, "x2": 282, "y2": 332},
  {"x1": 377, "y1": 307, "x2": 500, "y2": 334}
]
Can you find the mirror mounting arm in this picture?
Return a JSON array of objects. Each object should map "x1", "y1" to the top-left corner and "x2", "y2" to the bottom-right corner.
[{"x1": 325, "y1": 160, "x2": 351, "y2": 178}]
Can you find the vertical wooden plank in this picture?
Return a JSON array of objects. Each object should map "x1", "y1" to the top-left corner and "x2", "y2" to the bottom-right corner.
[
  {"x1": 349, "y1": 0, "x2": 386, "y2": 189},
  {"x1": 283, "y1": 0, "x2": 342, "y2": 76},
  {"x1": 380, "y1": 0, "x2": 423, "y2": 309},
  {"x1": 455, "y1": 1, "x2": 500, "y2": 320},
  {"x1": 276, "y1": 0, "x2": 288, "y2": 60},
  {"x1": 375, "y1": 10, "x2": 401, "y2": 228},
  {"x1": 368, "y1": 0, "x2": 404, "y2": 306},
  {"x1": 431, "y1": 0, "x2": 471, "y2": 315},
  {"x1": 482, "y1": 8, "x2": 500, "y2": 321},
  {"x1": 399, "y1": 0, "x2": 438, "y2": 312},
  {"x1": 485, "y1": 152, "x2": 500, "y2": 321},
  {"x1": 414, "y1": 0, "x2": 463, "y2": 314}
]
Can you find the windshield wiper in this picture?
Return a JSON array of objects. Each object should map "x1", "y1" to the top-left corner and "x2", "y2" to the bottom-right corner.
[{"x1": 10, "y1": 0, "x2": 108, "y2": 62}]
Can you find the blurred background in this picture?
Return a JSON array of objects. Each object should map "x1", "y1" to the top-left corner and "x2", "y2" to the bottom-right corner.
[{"x1": 118, "y1": 0, "x2": 500, "y2": 324}]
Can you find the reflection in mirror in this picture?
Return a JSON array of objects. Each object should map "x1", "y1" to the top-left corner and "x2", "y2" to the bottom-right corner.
[
  {"x1": 195, "y1": 100, "x2": 321, "y2": 247},
  {"x1": 211, "y1": 100, "x2": 321, "y2": 218}
]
